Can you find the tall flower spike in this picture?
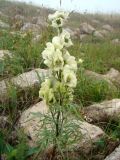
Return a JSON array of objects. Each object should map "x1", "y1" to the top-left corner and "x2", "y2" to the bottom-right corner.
[{"x1": 39, "y1": 11, "x2": 77, "y2": 105}]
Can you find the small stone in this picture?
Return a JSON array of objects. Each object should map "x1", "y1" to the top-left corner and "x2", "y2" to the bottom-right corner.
[
  {"x1": 93, "y1": 31, "x2": 104, "y2": 39},
  {"x1": 84, "y1": 99, "x2": 120, "y2": 122},
  {"x1": 0, "y1": 80, "x2": 8, "y2": 102},
  {"x1": 80, "y1": 23, "x2": 95, "y2": 34},
  {"x1": 84, "y1": 70, "x2": 115, "y2": 88},
  {"x1": 102, "y1": 24, "x2": 113, "y2": 32},
  {"x1": 99, "y1": 30, "x2": 109, "y2": 36},
  {"x1": 105, "y1": 68, "x2": 120, "y2": 86},
  {"x1": 0, "y1": 69, "x2": 49, "y2": 102},
  {"x1": 104, "y1": 145, "x2": 120, "y2": 160},
  {"x1": 11, "y1": 68, "x2": 48, "y2": 88},
  {"x1": 111, "y1": 39, "x2": 120, "y2": 45}
]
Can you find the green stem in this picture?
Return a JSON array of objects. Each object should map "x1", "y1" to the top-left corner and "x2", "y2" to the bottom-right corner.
[
  {"x1": 51, "y1": 110, "x2": 61, "y2": 160},
  {"x1": 51, "y1": 26, "x2": 63, "y2": 160},
  {"x1": 56, "y1": 110, "x2": 61, "y2": 137}
]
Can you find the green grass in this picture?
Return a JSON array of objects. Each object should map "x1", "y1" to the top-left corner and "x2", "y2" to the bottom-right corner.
[
  {"x1": 69, "y1": 39, "x2": 120, "y2": 73},
  {"x1": 74, "y1": 68, "x2": 120, "y2": 106},
  {"x1": 0, "y1": 27, "x2": 54, "y2": 80}
]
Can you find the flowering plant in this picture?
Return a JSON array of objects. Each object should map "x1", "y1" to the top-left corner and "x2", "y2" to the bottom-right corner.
[
  {"x1": 39, "y1": 11, "x2": 77, "y2": 105},
  {"x1": 39, "y1": 11, "x2": 82, "y2": 159}
]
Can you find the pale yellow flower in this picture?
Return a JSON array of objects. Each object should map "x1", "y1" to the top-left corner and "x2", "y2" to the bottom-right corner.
[
  {"x1": 61, "y1": 30, "x2": 73, "y2": 47},
  {"x1": 78, "y1": 58, "x2": 83, "y2": 64},
  {"x1": 63, "y1": 68, "x2": 77, "y2": 88},
  {"x1": 63, "y1": 51, "x2": 77, "y2": 71},
  {"x1": 53, "y1": 49, "x2": 64, "y2": 71},
  {"x1": 52, "y1": 36, "x2": 63, "y2": 50},
  {"x1": 39, "y1": 79, "x2": 55, "y2": 104},
  {"x1": 48, "y1": 11, "x2": 69, "y2": 21},
  {"x1": 51, "y1": 17, "x2": 64, "y2": 28},
  {"x1": 48, "y1": 11, "x2": 69, "y2": 28}
]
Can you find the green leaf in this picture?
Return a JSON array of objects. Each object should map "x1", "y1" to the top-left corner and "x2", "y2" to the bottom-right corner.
[
  {"x1": 25, "y1": 147, "x2": 39, "y2": 157},
  {"x1": 95, "y1": 138, "x2": 105, "y2": 148},
  {"x1": 0, "y1": 132, "x2": 14, "y2": 154}
]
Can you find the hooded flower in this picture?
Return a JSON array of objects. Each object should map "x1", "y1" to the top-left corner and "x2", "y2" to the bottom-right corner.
[
  {"x1": 61, "y1": 30, "x2": 73, "y2": 47},
  {"x1": 42, "y1": 42, "x2": 55, "y2": 68},
  {"x1": 39, "y1": 79, "x2": 55, "y2": 104},
  {"x1": 53, "y1": 49, "x2": 64, "y2": 71},
  {"x1": 63, "y1": 68, "x2": 77, "y2": 88},
  {"x1": 51, "y1": 17, "x2": 64, "y2": 28},
  {"x1": 78, "y1": 58, "x2": 84, "y2": 64},
  {"x1": 52, "y1": 36, "x2": 63, "y2": 50},
  {"x1": 48, "y1": 11, "x2": 69, "y2": 21},
  {"x1": 63, "y1": 51, "x2": 77, "y2": 72},
  {"x1": 48, "y1": 11, "x2": 69, "y2": 28}
]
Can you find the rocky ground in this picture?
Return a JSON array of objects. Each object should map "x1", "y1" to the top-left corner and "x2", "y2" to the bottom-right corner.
[{"x1": 0, "y1": 0, "x2": 120, "y2": 160}]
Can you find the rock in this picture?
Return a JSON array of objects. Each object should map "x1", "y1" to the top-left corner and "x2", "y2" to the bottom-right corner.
[
  {"x1": 104, "y1": 145, "x2": 120, "y2": 160},
  {"x1": 105, "y1": 68, "x2": 120, "y2": 86},
  {"x1": 80, "y1": 23, "x2": 95, "y2": 34},
  {"x1": 84, "y1": 70, "x2": 115, "y2": 88},
  {"x1": 0, "y1": 69, "x2": 48, "y2": 102},
  {"x1": 102, "y1": 24, "x2": 113, "y2": 32},
  {"x1": 72, "y1": 120, "x2": 105, "y2": 153},
  {"x1": 84, "y1": 99, "x2": 120, "y2": 122},
  {"x1": 111, "y1": 39, "x2": 120, "y2": 45},
  {"x1": 93, "y1": 31, "x2": 104, "y2": 39},
  {"x1": 19, "y1": 101, "x2": 48, "y2": 145},
  {"x1": 85, "y1": 68, "x2": 120, "y2": 90},
  {"x1": 84, "y1": 70, "x2": 117, "y2": 98},
  {"x1": 20, "y1": 23, "x2": 41, "y2": 33},
  {"x1": 99, "y1": 30, "x2": 109, "y2": 36},
  {"x1": 0, "y1": 20, "x2": 10, "y2": 29},
  {"x1": 64, "y1": 28, "x2": 80, "y2": 39},
  {"x1": 19, "y1": 101, "x2": 104, "y2": 153},
  {"x1": 11, "y1": 68, "x2": 48, "y2": 88},
  {"x1": 0, "y1": 50, "x2": 12, "y2": 60},
  {"x1": 0, "y1": 80, "x2": 8, "y2": 102}
]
